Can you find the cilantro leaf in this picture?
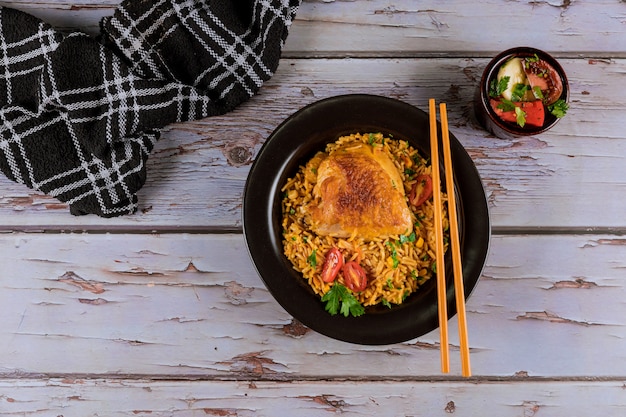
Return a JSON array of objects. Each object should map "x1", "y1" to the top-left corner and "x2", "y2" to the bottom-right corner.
[
  {"x1": 321, "y1": 285, "x2": 341, "y2": 315},
  {"x1": 307, "y1": 249, "x2": 317, "y2": 268},
  {"x1": 340, "y1": 295, "x2": 364, "y2": 317},
  {"x1": 386, "y1": 278, "x2": 393, "y2": 289},
  {"x1": 515, "y1": 106, "x2": 527, "y2": 127},
  {"x1": 497, "y1": 99, "x2": 516, "y2": 112},
  {"x1": 321, "y1": 283, "x2": 365, "y2": 317},
  {"x1": 386, "y1": 241, "x2": 399, "y2": 269},
  {"x1": 524, "y1": 54, "x2": 540, "y2": 67},
  {"x1": 399, "y1": 231, "x2": 416, "y2": 244},
  {"x1": 489, "y1": 76, "x2": 510, "y2": 98},
  {"x1": 548, "y1": 99, "x2": 569, "y2": 118},
  {"x1": 511, "y1": 83, "x2": 529, "y2": 102}
]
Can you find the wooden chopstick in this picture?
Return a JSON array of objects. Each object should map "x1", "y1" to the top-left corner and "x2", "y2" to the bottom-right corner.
[
  {"x1": 439, "y1": 102, "x2": 472, "y2": 377},
  {"x1": 429, "y1": 98, "x2": 449, "y2": 374}
]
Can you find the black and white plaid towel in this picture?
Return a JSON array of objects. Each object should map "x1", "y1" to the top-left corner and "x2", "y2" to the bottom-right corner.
[{"x1": 0, "y1": 0, "x2": 300, "y2": 217}]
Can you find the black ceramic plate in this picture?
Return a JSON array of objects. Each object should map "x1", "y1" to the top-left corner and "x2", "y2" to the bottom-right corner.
[{"x1": 243, "y1": 94, "x2": 490, "y2": 345}]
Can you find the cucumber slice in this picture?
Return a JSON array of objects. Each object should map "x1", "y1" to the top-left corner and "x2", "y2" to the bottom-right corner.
[{"x1": 497, "y1": 57, "x2": 528, "y2": 101}]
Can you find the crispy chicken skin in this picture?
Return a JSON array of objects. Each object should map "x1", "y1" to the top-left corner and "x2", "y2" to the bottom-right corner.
[{"x1": 305, "y1": 142, "x2": 413, "y2": 240}]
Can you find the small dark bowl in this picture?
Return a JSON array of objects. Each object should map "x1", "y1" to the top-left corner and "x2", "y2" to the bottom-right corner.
[
  {"x1": 243, "y1": 94, "x2": 491, "y2": 345},
  {"x1": 474, "y1": 47, "x2": 569, "y2": 139}
]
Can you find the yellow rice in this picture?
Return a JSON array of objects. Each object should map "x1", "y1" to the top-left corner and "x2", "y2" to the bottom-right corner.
[{"x1": 281, "y1": 132, "x2": 448, "y2": 308}]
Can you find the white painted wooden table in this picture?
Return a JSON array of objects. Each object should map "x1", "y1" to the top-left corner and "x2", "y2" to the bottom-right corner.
[{"x1": 1, "y1": 1, "x2": 625, "y2": 415}]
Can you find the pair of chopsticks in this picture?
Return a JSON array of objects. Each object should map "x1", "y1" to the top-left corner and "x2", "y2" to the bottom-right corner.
[{"x1": 428, "y1": 98, "x2": 471, "y2": 377}]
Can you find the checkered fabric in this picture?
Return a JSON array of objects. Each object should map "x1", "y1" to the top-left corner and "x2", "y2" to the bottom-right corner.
[{"x1": 0, "y1": 0, "x2": 300, "y2": 217}]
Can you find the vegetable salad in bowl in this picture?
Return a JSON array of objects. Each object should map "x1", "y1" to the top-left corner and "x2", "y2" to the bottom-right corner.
[{"x1": 475, "y1": 47, "x2": 569, "y2": 138}]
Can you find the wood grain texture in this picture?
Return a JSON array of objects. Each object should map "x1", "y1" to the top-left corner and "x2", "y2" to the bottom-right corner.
[
  {"x1": 2, "y1": 379, "x2": 626, "y2": 416},
  {"x1": 0, "y1": 57, "x2": 624, "y2": 230},
  {"x1": 0, "y1": 0, "x2": 623, "y2": 415},
  {"x1": 2, "y1": 0, "x2": 625, "y2": 56},
  {"x1": 1, "y1": 233, "x2": 624, "y2": 378}
]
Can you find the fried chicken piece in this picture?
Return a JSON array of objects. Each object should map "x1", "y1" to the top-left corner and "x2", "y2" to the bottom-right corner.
[{"x1": 305, "y1": 142, "x2": 413, "y2": 240}]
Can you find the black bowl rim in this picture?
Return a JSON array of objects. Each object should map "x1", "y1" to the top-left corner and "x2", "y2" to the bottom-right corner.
[
  {"x1": 243, "y1": 94, "x2": 491, "y2": 345},
  {"x1": 478, "y1": 46, "x2": 570, "y2": 136}
]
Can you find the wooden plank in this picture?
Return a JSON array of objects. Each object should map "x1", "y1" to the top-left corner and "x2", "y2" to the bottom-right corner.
[
  {"x1": 2, "y1": 379, "x2": 626, "y2": 416},
  {"x1": 0, "y1": 58, "x2": 624, "y2": 230},
  {"x1": 0, "y1": 0, "x2": 619, "y2": 411},
  {"x1": 1, "y1": 233, "x2": 624, "y2": 378},
  {"x1": 288, "y1": 0, "x2": 626, "y2": 57},
  {"x1": 2, "y1": 0, "x2": 625, "y2": 55}
]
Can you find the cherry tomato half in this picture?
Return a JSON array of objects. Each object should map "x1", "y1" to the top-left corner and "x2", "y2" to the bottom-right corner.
[
  {"x1": 409, "y1": 174, "x2": 433, "y2": 207},
  {"x1": 342, "y1": 261, "x2": 367, "y2": 292},
  {"x1": 321, "y1": 247, "x2": 344, "y2": 283}
]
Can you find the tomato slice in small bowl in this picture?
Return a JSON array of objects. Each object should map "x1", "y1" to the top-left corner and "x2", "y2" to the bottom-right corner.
[
  {"x1": 321, "y1": 247, "x2": 344, "y2": 283},
  {"x1": 342, "y1": 261, "x2": 367, "y2": 292}
]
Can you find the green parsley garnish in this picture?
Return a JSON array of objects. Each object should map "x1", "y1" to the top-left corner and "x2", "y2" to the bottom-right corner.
[
  {"x1": 399, "y1": 231, "x2": 416, "y2": 244},
  {"x1": 307, "y1": 249, "x2": 317, "y2": 268},
  {"x1": 548, "y1": 99, "x2": 569, "y2": 118},
  {"x1": 497, "y1": 99, "x2": 516, "y2": 112},
  {"x1": 386, "y1": 241, "x2": 399, "y2": 269},
  {"x1": 489, "y1": 75, "x2": 510, "y2": 98},
  {"x1": 381, "y1": 298, "x2": 392, "y2": 309},
  {"x1": 525, "y1": 54, "x2": 540, "y2": 67},
  {"x1": 515, "y1": 106, "x2": 527, "y2": 127},
  {"x1": 321, "y1": 283, "x2": 365, "y2": 317},
  {"x1": 511, "y1": 83, "x2": 529, "y2": 102},
  {"x1": 496, "y1": 99, "x2": 527, "y2": 127},
  {"x1": 532, "y1": 86, "x2": 544, "y2": 100}
]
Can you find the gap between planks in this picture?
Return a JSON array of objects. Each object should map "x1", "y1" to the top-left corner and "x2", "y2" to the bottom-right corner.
[
  {"x1": 281, "y1": 51, "x2": 626, "y2": 60},
  {"x1": 1, "y1": 226, "x2": 626, "y2": 236},
  {"x1": 1, "y1": 372, "x2": 626, "y2": 384}
]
